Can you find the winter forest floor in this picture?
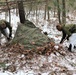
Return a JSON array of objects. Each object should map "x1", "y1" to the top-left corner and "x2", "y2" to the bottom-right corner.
[
  {"x1": 0, "y1": 10, "x2": 76, "y2": 75},
  {"x1": 0, "y1": 42, "x2": 76, "y2": 75}
]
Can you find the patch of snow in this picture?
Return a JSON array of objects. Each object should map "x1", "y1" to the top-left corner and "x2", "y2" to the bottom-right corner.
[
  {"x1": 54, "y1": 45, "x2": 59, "y2": 50},
  {"x1": 0, "y1": 8, "x2": 76, "y2": 75}
]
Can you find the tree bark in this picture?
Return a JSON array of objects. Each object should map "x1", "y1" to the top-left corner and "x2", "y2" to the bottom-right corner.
[
  {"x1": 17, "y1": 1, "x2": 25, "y2": 23},
  {"x1": 44, "y1": 4, "x2": 47, "y2": 20},
  {"x1": 6, "y1": 0, "x2": 11, "y2": 24},
  {"x1": 62, "y1": 0, "x2": 66, "y2": 26},
  {"x1": 36, "y1": 3, "x2": 38, "y2": 24},
  {"x1": 47, "y1": 0, "x2": 50, "y2": 21},
  {"x1": 57, "y1": 0, "x2": 61, "y2": 24}
]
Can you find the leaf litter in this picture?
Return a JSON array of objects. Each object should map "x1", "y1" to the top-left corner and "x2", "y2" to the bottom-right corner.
[{"x1": 0, "y1": 41, "x2": 76, "y2": 75}]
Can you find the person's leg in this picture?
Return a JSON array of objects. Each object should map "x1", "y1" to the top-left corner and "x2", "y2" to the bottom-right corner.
[
  {"x1": 69, "y1": 33, "x2": 76, "y2": 51},
  {"x1": 1, "y1": 28, "x2": 9, "y2": 41}
]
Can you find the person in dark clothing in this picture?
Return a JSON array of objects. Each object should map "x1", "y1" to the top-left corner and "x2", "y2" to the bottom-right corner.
[
  {"x1": 56, "y1": 24, "x2": 76, "y2": 51},
  {"x1": 0, "y1": 20, "x2": 12, "y2": 43}
]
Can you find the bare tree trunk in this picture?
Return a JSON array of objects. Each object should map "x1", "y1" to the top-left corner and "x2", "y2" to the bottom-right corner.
[
  {"x1": 44, "y1": 0, "x2": 50, "y2": 20},
  {"x1": 36, "y1": 3, "x2": 38, "y2": 24},
  {"x1": 16, "y1": 0, "x2": 18, "y2": 16},
  {"x1": 17, "y1": 1, "x2": 25, "y2": 23},
  {"x1": 47, "y1": 8, "x2": 50, "y2": 21},
  {"x1": 47, "y1": 0, "x2": 50, "y2": 21},
  {"x1": 53, "y1": 6, "x2": 56, "y2": 17},
  {"x1": 44, "y1": 4, "x2": 47, "y2": 20},
  {"x1": 6, "y1": 0, "x2": 11, "y2": 24},
  {"x1": 62, "y1": 0, "x2": 66, "y2": 26},
  {"x1": 57, "y1": 0, "x2": 61, "y2": 24}
]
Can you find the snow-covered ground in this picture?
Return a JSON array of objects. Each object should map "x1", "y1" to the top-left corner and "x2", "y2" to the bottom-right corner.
[{"x1": 0, "y1": 9, "x2": 76, "y2": 75}]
